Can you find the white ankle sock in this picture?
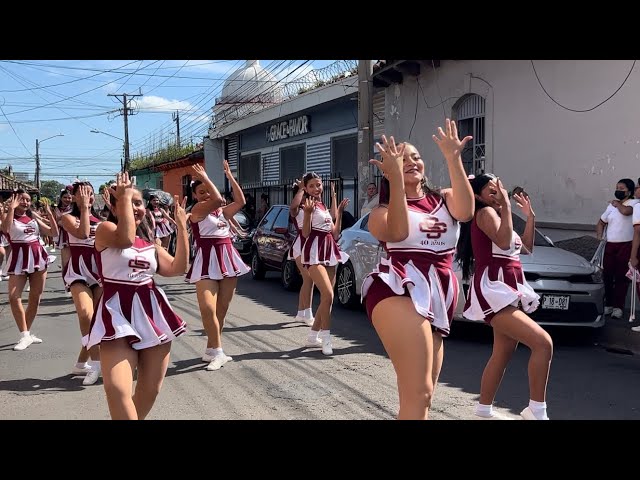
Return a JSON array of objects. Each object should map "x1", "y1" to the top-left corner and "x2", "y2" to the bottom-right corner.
[
  {"x1": 89, "y1": 360, "x2": 101, "y2": 371},
  {"x1": 529, "y1": 400, "x2": 548, "y2": 420},
  {"x1": 308, "y1": 330, "x2": 319, "y2": 342},
  {"x1": 297, "y1": 310, "x2": 304, "y2": 317},
  {"x1": 319, "y1": 329, "x2": 331, "y2": 339},
  {"x1": 304, "y1": 308, "x2": 313, "y2": 318},
  {"x1": 21, "y1": 330, "x2": 30, "y2": 338},
  {"x1": 75, "y1": 362, "x2": 88, "y2": 369},
  {"x1": 475, "y1": 403, "x2": 494, "y2": 418}
]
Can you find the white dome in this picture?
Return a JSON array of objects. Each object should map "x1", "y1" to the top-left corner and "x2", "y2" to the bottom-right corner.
[{"x1": 214, "y1": 60, "x2": 283, "y2": 123}]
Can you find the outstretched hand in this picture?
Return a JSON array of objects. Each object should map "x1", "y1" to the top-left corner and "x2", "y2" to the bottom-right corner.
[
  {"x1": 432, "y1": 118, "x2": 472, "y2": 161},
  {"x1": 369, "y1": 135, "x2": 405, "y2": 180}
]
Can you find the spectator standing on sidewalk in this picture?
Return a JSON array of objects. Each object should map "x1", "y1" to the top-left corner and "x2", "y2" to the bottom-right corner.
[
  {"x1": 596, "y1": 178, "x2": 637, "y2": 319},
  {"x1": 360, "y1": 182, "x2": 379, "y2": 218}
]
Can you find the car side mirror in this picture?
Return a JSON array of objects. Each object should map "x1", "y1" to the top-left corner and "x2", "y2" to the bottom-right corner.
[{"x1": 274, "y1": 227, "x2": 288, "y2": 234}]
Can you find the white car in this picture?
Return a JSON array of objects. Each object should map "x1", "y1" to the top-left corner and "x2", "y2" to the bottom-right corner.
[{"x1": 335, "y1": 213, "x2": 605, "y2": 328}]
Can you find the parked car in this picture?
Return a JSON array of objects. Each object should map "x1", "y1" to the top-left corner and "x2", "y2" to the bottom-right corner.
[
  {"x1": 231, "y1": 209, "x2": 257, "y2": 260},
  {"x1": 250, "y1": 205, "x2": 302, "y2": 291},
  {"x1": 336, "y1": 213, "x2": 605, "y2": 328}
]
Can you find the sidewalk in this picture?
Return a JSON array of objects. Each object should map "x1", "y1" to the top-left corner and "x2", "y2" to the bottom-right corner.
[{"x1": 597, "y1": 314, "x2": 640, "y2": 355}]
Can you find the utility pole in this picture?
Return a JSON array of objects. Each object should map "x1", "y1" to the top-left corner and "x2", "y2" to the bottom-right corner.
[
  {"x1": 172, "y1": 110, "x2": 181, "y2": 147},
  {"x1": 357, "y1": 60, "x2": 374, "y2": 216},
  {"x1": 108, "y1": 92, "x2": 143, "y2": 172},
  {"x1": 35, "y1": 139, "x2": 40, "y2": 191}
]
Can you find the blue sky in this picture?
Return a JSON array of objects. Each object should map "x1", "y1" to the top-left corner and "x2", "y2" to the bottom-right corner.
[{"x1": 0, "y1": 60, "x2": 338, "y2": 190}]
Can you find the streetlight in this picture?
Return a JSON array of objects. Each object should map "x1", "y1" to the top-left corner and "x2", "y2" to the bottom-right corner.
[
  {"x1": 35, "y1": 134, "x2": 64, "y2": 193},
  {"x1": 90, "y1": 129, "x2": 124, "y2": 171}
]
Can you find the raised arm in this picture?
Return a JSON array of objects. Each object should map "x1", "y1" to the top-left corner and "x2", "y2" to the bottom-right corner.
[
  {"x1": 189, "y1": 163, "x2": 224, "y2": 222},
  {"x1": 60, "y1": 185, "x2": 91, "y2": 239},
  {"x1": 302, "y1": 197, "x2": 315, "y2": 238},
  {"x1": 221, "y1": 159, "x2": 246, "y2": 219},
  {"x1": 368, "y1": 135, "x2": 409, "y2": 243},
  {"x1": 1, "y1": 195, "x2": 19, "y2": 235},
  {"x1": 38, "y1": 202, "x2": 59, "y2": 238},
  {"x1": 289, "y1": 178, "x2": 305, "y2": 217},
  {"x1": 433, "y1": 119, "x2": 474, "y2": 222},
  {"x1": 95, "y1": 172, "x2": 136, "y2": 251},
  {"x1": 514, "y1": 192, "x2": 535, "y2": 254},
  {"x1": 156, "y1": 196, "x2": 189, "y2": 276},
  {"x1": 332, "y1": 198, "x2": 349, "y2": 239},
  {"x1": 476, "y1": 178, "x2": 513, "y2": 250}
]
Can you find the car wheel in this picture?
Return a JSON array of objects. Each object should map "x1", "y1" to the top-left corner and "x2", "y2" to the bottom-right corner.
[
  {"x1": 281, "y1": 258, "x2": 302, "y2": 291},
  {"x1": 336, "y1": 262, "x2": 359, "y2": 309},
  {"x1": 251, "y1": 250, "x2": 266, "y2": 280}
]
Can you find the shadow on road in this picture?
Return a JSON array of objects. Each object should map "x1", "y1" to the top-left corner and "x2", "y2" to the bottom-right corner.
[{"x1": 0, "y1": 375, "x2": 87, "y2": 393}]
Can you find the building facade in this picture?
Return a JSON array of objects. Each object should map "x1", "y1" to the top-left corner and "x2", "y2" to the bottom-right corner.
[{"x1": 374, "y1": 59, "x2": 640, "y2": 240}]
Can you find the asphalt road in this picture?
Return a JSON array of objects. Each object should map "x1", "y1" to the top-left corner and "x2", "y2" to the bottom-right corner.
[{"x1": 1, "y1": 261, "x2": 639, "y2": 420}]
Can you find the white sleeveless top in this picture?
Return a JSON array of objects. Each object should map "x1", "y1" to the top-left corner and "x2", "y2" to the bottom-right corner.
[
  {"x1": 192, "y1": 209, "x2": 230, "y2": 239},
  {"x1": 309, "y1": 202, "x2": 333, "y2": 233},
  {"x1": 9, "y1": 215, "x2": 41, "y2": 244},
  {"x1": 98, "y1": 237, "x2": 157, "y2": 286},
  {"x1": 65, "y1": 214, "x2": 101, "y2": 247}
]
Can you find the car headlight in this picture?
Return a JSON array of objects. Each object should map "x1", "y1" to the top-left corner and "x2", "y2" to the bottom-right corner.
[{"x1": 591, "y1": 266, "x2": 604, "y2": 283}]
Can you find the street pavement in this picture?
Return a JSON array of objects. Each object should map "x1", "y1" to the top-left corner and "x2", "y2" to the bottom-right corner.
[{"x1": 1, "y1": 259, "x2": 639, "y2": 420}]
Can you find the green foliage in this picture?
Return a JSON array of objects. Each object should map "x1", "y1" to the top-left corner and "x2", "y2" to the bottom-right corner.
[
  {"x1": 130, "y1": 142, "x2": 198, "y2": 170},
  {"x1": 40, "y1": 180, "x2": 66, "y2": 200}
]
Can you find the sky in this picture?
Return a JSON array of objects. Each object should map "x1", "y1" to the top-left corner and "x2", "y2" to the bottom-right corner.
[{"x1": 0, "y1": 60, "x2": 339, "y2": 191}]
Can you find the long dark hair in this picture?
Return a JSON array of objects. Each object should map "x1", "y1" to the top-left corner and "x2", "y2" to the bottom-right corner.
[
  {"x1": 455, "y1": 173, "x2": 497, "y2": 280},
  {"x1": 12, "y1": 188, "x2": 33, "y2": 218},
  {"x1": 56, "y1": 185, "x2": 73, "y2": 210},
  {"x1": 69, "y1": 182, "x2": 100, "y2": 219},
  {"x1": 106, "y1": 186, "x2": 154, "y2": 244}
]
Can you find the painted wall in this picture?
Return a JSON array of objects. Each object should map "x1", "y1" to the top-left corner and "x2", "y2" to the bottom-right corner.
[
  {"x1": 381, "y1": 60, "x2": 640, "y2": 229},
  {"x1": 162, "y1": 160, "x2": 204, "y2": 200}
]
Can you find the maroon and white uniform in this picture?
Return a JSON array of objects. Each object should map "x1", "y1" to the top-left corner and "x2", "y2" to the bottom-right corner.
[
  {"x1": 362, "y1": 194, "x2": 459, "y2": 336},
  {"x1": 55, "y1": 205, "x2": 72, "y2": 249},
  {"x1": 288, "y1": 208, "x2": 305, "y2": 260},
  {"x1": 463, "y1": 216, "x2": 539, "y2": 323},
  {"x1": 0, "y1": 231, "x2": 8, "y2": 248},
  {"x1": 5, "y1": 214, "x2": 50, "y2": 275},
  {"x1": 84, "y1": 237, "x2": 186, "y2": 350},
  {"x1": 186, "y1": 208, "x2": 250, "y2": 282},
  {"x1": 301, "y1": 201, "x2": 348, "y2": 267},
  {"x1": 63, "y1": 214, "x2": 101, "y2": 288},
  {"x1": 152, "y1": 208, "x2": 174, "y2": 239}
]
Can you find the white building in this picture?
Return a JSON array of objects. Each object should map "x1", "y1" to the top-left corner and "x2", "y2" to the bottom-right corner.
[{"x1": 373, "y1": 60, "x2": 640, "y2": 241}]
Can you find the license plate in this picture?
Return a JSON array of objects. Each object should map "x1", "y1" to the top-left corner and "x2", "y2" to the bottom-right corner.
[{"x1": 541, "y1": 294, "x2": 570, "y2": 310}]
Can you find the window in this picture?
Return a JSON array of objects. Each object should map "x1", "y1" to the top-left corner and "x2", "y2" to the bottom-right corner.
[
  {"x1": 454, "y1": 94, "x2": 486, "y2": 176},
  {"x1": 181, "y1": 174, "x2": 191, "y2": 200},
  {"x1": 158, "y1": 176, "x2": 163, "y2": 191},
  {"x1": 239, "y1": 153, "x2": 261, "y2": 184},
  {"x1": 332, "y1": 134, "x2": 357, "y2": 177},
  {"x1": 272, "y1": 209, "x2": 289, "y2": 231},
  {"x1": 280, "y1": 144, "x2": 305, "y2": 183},
  {"x1": 259, "y1": 206, "x2": 279, "y2": 229}
]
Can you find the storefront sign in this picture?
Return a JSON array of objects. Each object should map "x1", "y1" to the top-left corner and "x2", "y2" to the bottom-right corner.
[{"x1": 266, "y1": 115, "x2": 310, "y2": 142}]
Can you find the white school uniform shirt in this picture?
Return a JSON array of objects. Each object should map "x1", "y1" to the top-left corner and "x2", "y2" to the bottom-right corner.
[{"x1": 601, "y1": 199, "x2": 638, "y2": 242}]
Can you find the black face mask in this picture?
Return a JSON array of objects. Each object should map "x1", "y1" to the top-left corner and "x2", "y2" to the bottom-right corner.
[{"x1": 615, "y1": 190, "x2": 627, "y2": 200}]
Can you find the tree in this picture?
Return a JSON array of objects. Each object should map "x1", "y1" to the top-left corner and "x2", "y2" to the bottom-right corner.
[{"x1": 40, "y1": 180, "x2": 66, "y2": 201}]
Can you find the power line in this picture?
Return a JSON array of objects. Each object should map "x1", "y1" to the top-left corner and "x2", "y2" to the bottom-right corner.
[{"x1": 530, "y1": 60, "x2": 636, "y2": 113}]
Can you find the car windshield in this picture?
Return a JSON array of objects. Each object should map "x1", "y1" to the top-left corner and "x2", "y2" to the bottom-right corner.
[{"x1": 511, "y1": 213, "x2": 551, "y2": 246}]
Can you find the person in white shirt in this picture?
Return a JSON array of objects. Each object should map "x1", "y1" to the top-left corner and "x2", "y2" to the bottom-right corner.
[
  {"x1": 360, "y1": 183, "x2": 379, "y2": 218},
  {"x1": 597, "y1": 178, "x2": 637, "y2": 318}
]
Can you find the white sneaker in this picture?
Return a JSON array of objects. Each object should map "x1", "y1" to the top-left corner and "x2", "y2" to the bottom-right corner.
[
  {"x1": 71, "y1": 363, "x2": 93, "y2": 375},
  {"x1": 1, "y1": 274, "x2": 8, "y2": 280},
  {"x1": 82, "y1": 369, "x2": 101, "y2": 385},
  {"x1": 46, "y1": 255, "x2": 57, "y2": 265},
  {"x1": 604, "y1": 306, "x2": 614, "y2": 315},
  {"x1": 205, "y1": 354, "x2": 232, "y2": 371},
  {"x1": 13, "y1": 335, "x2": 34, "y2": 351},
  {"x1": 294, "y1": 315, "x2": 315, "y2": 326},
  {"x1": 612, "y1": 308, "x2": 623, "y2": 319},
  {"x1": 25, "y1": 284, "x2": 30, "y2": 292},
  {"x1": 321, "y1": 335, "x2": 333, "y2": 356},
  {"x1": 30, "y1": 333, "x2": 43, "y2": 344},
  {"x1": 520, "y1": 406, "x2": 549, "y2": 420},
  {"x1": 631, "y1": 325, "x2": 640, "y2": 333},
  {"x1": 305, "y1": 337, "x2": 322, "y2": 348}
]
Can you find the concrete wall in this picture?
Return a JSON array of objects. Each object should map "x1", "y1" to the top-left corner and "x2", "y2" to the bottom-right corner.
[{"x1": 382, "y1": 60, "x2": 640, "y2": 230}]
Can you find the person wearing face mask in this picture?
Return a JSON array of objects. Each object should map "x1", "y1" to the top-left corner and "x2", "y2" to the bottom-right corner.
[{"x1": 596, "y1": 178, "x2": 638, "y2": 319}]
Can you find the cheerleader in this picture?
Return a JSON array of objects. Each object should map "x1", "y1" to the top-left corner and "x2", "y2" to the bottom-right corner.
[
  {"x1": 457, "y1": 174, "x2": 553, "y2": 420},
  {"x1": 300, "y1": 173, "x2": 349, "y2": 356},
  {"x1": 2, "y1": 189, "x2": 59, "y2": 351},
  {"x1": 148, "y1": 195, "x2": 176, "y2": 249},
  {"x1": 186, "y1": 161, "x2": 246, "y2": 371},
  {"x1": 61, "y1": 182, "x2": 103, "y2": 385},
  {"x1": 0, "y1": 199, "x2": 11, "y2": 280},
  {"x1": 362, "y1": 121, "x2": 474, "y2": 420},
  {"x1": 288, "y1": 178, "x2": 315, "y2": 327},
  {"x1": 54, "y1": 187, "x2": 73, "y2": 270},
  {"x1": 84, "y1": 172, "x2": 189, "y2": 420}
]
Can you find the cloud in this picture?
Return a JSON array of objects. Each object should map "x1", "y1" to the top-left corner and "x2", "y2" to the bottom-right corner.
[{"x1": 133, "y1": 95, "x2": 194, "y2": 112}]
